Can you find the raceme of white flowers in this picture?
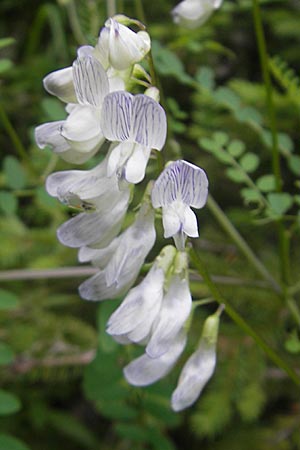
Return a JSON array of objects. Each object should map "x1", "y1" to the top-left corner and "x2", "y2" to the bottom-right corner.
[
  {"x1": 35, "y1": 14, "x2": 220, "y2": 412},
  {"x1": 171, "y1": 0, "x2": 223, "y2": 29}
]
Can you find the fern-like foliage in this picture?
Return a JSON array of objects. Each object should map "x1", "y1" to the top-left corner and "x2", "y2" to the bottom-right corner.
[{"x1": 269, "y1": 55, "x2": 300, "y2": 105}]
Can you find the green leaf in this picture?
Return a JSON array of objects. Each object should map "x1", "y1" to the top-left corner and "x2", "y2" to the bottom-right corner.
[
  {"x1": 0, "y1": 343, "x2": 15, "y2": 365},
  {"x1": 97, "y1": 302, "x2": 119, "y2": 353},
  {"x1": 236, "y1": 383, "x2": 265, "y2": 422},
  {"x1": 115, "y1": 423, "x2": 148, "y2": 442},
  {"x1": 152, "y1": 41, "x2": 193, "y2": 85},
  {"x1": 97, "y1": 401, "x2": 138, "y2": 421},
  {"x1": 287, "y1": 154, "x2": 300, "y2": 176},
  {"x1": 0, "y1": 59, "x2": 14, "y2": 73},
  {"x1": 213, "y1": 131, "x2": 229, "y2": 147},
  {"x1": 0, "y1": 390, "x2": 21, "y2": 415},
  {"x1": 0, "y1": 289, "x2": 20, "y2": 310},
  {"x1": 227, "y1": 140, "x2": 246, "y2": 158},
  {"x1": 236, "y1": 106, "x2": 263, "y2": 125},
  {"x1": 195, "y1": 66, "x2": 215, "y2": 91},
  {"x1": 213, "y1": 87, "x2": 240, "y2": 111},
  {"x1": 278, "y1": 132, "x2": 294, "y2": 155},
  {"x1": 285, "y1": 329, "x2": 300, "y2": 354},
  {"x1": 0, "y1": 191, "x2": 18, "y2": 215},
  {"x1": 41, "y1": 98, "x2": 66, "y2": 121},
  {"x1": 226, "y1": 168, "x2": 246, "y2": 183},
  {"x1": 3, "y1": 156, "x2": 27, "y2": 190},
  {"x1": 256, "y1": 174, "x2": 276, "y2": 192},
  {"x1": 267, "y1": 192, "x2": 293, "y2": 215},
  {"x1": 0, "y1": 434, "x2": 30, "y2": 450},
  {"x1": 213, "y1": 149, "x2": 232, "y2": 164},
  {"x1": 199, "y1": 137, "x2": 219, "y2": 153},
  {"x1": 239, "y1": 153, "x2": 260, "y2": 173},
  {"x1": 0, "y1": 37, "x2": 15, "y2": 49},
  {"x1": 241, "y1": 188, "x2": 262, "y2": 205}
]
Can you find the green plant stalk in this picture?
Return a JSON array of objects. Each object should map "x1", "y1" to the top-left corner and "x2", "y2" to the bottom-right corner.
[
  {"x1": 190, "y1": 247, "x2": 300, "y2": 387},
  {"x1": 0, "y1": 101, "x2": 29, "y2": 162},
  {"x1": 107, "y1": 0, "x2": 117, "y2": 17},
  {"x1": 66, "y1": 0, "x2": 87, "y2": 45},
  {"x1": 207, "y1": 195, "x2": 281, "y2": 293},
  {"x1": 252, "y1": 0, "x2": 290, "y2": 288}
]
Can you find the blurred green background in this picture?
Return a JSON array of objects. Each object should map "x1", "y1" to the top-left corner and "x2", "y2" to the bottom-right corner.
[{"x1": 1, "y1": 0, "x2": 300, "y2": 449}]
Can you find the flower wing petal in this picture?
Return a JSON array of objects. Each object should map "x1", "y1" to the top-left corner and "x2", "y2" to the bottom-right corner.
[
  {"x1": 124, "y1": 331, "x2": 186, "y2": 386},
  {"x1": 43, "y1": 67, "x2": 76, "y2": 103},
  {"x1": 146, "y1": 275, "x2": 192, "y2": 358}
]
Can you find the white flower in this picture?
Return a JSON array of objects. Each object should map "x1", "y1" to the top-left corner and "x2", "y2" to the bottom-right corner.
[
  {"x1": 101, "y1": 91, "x2": 167, "y2": 183},
  {"x1": 106, "y1": 246, "x2": 177, "y2": 344},
  {"x1": 96, "y1": 17, "x2": 151, "y2": 71},
  {"x1": 46, "y1": 157, "x2": 129, "y2": 211},
  {"x1": 124, "y1": 330, "x2": 187, "y2": 386},
  {"x1": 171, "y1": 310, "x2": 221, "y2": 412},
  {"x1": 151, "y1": 160, "x2": 208, "y2": 249},
  {"x1": 35, "y1": 54, "x2": 109, "y2": 164},
  {"x1": 78, "y1": 202, "x2": 156, "y2": 301},
  {"x1": 171, "y1": 0, "x2": 223, "y2": 29},
  {"x1": 145, "y1": 251, "x2": 192, "y2": 358}
]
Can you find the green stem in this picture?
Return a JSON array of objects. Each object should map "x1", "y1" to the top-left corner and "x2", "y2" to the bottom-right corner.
[
  {"x1": 107, "y1": 0, "x2": 117, "y2": 17},
  {"x1": 207, "y1": 195, "x2": 281, "y2": 294},
  {"x1": 66, "y1": 0, "x2": 86, "y2": 45},
  {"x1": 252, "y1": 0, "x2": 290, "y2": 287},
  {"x1": 190, "y1": 247, "x2": 300, "y2": 387},
  {"x1": 0, "y1": 101, "x2": 29, "y2": 162}
]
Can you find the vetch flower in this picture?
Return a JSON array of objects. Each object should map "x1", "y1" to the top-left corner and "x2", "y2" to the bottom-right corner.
[
  {"x1": 151, "y1": 160, "x2": 208, "y2": 250},
  {"x1": 145, "y1": 250, "x2": 192, "y2": 358},
  {"x1": 101, "y1": 91, "x2": 167, "y2": 183},
  {"x1": 35, "y1": 54, "x2": 109, "y2": 164},
  {"x1": 46, "y1": 157, "x2": 130, "y2": 212},
  {"x1": 78, "y1": 201, "x2": 156, "y2": 301},
  {"x1": 96, "y1": 17, "x2": 151, "y2": 71},
  {"x1": 171, "y1": 307, "x2": 222, "y2": 412},
  {"x1": 106, "y1": 245, "x2": 177, "y2": 344},
  {"x1": 124, "y1": 330, "x2": 187, "y2": 386},
  {"x1": 171, "y1": 0, "x2": 223, "y2": 29}
]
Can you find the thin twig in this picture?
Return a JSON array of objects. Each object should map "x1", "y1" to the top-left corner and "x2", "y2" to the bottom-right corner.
[{"x1": 10, "y1": 350, "x2": 96, "y2": 374}]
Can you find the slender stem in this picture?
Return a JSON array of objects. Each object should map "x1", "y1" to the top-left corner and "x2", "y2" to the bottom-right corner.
[
  {"x1": 107, "y1": 0, "x2": 117, "y2": 17},
  {"x1": 66, "y1": 0, "x2": 86, "y2": 45},
  {"x1": 0, "y1": 101, "x2": 29, "y2": 162},
  {"x1": 252, "y1": 0, "x2": 290, "y2": 287},
  {"x1": 190, "y1": 246, "x2": 300, "y2": 387},
  {"x1": 207, "y1": 195, "x2": 281, "y2": 294}
]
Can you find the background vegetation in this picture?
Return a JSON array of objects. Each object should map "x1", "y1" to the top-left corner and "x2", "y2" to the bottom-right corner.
[{"x1": 0, "y1": 0, "x2": 300, "y2": 449}]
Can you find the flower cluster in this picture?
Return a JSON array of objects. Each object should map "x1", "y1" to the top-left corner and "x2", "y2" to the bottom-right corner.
[{"x1": 35, "y1": 14, "x2": 219, "y2": 411}]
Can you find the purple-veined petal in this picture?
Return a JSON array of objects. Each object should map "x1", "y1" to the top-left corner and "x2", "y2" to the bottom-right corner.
[
  {"x1": 152, "y1": 160, "x2": 208, "y2": 209},
  {"x1": 101, "y1": 91, "x2": 133, "y2": 142},
  {"x1": 124, "y1": 331, "x2": 187, "y2": 387},
  {"x1": 101, "y1": 92, "x2": 167, "y2": 150},
  {"x1": 73, "y1": 55, "x2": 109, "y2": 107},
  {"x1": 146, "y1": 275, "x2": 192, "y2": 358},
  {"x1": 43, "y1": 67, "x2": 76, "y2": 103},
  {"x1": 129, "y1": 94, "x2": 167, "y2": 149}
]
